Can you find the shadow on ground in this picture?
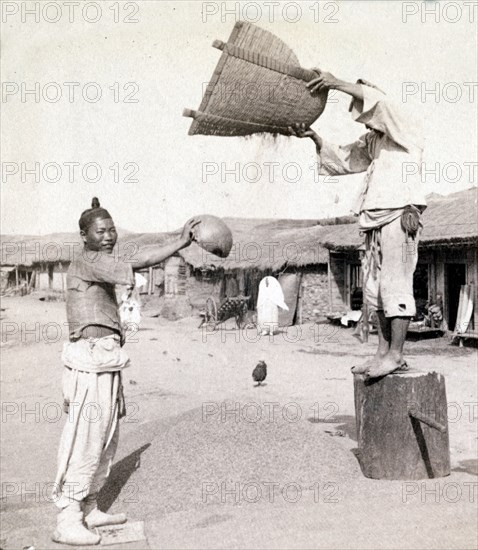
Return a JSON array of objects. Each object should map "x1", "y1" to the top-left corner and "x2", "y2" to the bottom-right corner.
[
  {"x1": 307, "y1": 414, "x2": 357, "y2": 441},
  {"x1": 99, "y1": 443, "x2": 151, "y2": 512}
]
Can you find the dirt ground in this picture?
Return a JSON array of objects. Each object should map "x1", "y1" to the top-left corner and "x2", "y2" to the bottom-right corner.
[{"x1": 1, "y1": 294, "x2": 477, "y2": 550}]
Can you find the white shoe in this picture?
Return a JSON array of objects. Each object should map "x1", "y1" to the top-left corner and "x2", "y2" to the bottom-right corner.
[
  {"x1": 52, "y1": 501, "x2": 101, "y2": 546},
  {"x1": 85, "y1": 507, "x2": 127, "y2": 529}
]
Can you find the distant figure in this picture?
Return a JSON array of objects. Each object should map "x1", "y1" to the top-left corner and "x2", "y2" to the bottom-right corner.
[
  {"x1": 253, "y1": 361, "x2": 267, "y2": 386},
  {"x1": 119, "y1": 288, "x2": 141, "y2": 331},
  {"x1": 426, "y1": 294, "x2": 447, "y2": 331},
  {"x1": 119, "y1": 273, "x2": 146, "y2": 331},
  {"x1": 256, "y1": 276, "x2": 289, "y2": 336}
]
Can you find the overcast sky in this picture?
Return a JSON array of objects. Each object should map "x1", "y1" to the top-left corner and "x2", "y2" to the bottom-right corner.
[{"x1": 2, "y1": 0, "x2": 477, "y2": 234}]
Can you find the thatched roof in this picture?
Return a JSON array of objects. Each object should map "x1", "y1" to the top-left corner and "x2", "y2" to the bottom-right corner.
[
  {"x1": 319, "y1": 223, "x2": 364, "y2": 252},
  {"x1": 1, "y1": 233, "x2": 82, "y2": 267},
  {"x1": 419, "y1": 187, "x2": 478, "y2": 246}
]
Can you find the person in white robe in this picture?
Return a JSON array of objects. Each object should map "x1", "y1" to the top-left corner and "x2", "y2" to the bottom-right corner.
[{"x1": 257, "y1": 276, "x2": 289, "y2": 336}]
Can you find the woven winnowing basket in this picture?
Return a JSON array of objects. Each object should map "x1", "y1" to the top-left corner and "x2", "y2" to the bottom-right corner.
[{"x1": 183, "y1": 21, "x2": 328, "y2": 137}]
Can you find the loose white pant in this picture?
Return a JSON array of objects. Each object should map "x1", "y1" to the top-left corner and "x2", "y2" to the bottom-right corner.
[
  {"x1": 362, "y1": 215, "x2": 419, "y2": 318},
  {"x1": 54, "y1": 367, "x2": 121, "y2": 507}
]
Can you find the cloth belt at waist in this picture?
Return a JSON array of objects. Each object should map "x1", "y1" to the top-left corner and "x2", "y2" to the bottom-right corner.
[
  {"x1": 62, "y1": 334, "x2": 130, "y2": 373},
  {"x1": 76, "y1": 325, "x2": 120, "y2": 340}
]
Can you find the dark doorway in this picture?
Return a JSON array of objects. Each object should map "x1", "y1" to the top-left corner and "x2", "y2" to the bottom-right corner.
[
  {"x1": 413, "y1": 263, "x2": 429, "y2": 320},
  {"x1": 446, "y1": 264, "x2": 466, "y2": 330}
]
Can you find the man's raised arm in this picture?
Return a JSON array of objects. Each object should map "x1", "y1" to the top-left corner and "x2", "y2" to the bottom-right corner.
[
  {"x1": 307, "y1": 71, "x2": 365, "y2": 108},
  {"x1": 131, "y1": 218, "x2": 200, "y2": 270}
]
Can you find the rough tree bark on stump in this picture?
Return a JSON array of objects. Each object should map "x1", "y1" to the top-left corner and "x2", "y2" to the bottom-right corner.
[{"x1": 354, "y1": 371, "x2": 451, "y2": 480}]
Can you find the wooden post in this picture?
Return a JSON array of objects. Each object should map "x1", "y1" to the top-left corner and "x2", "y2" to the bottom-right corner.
[
  {"x1": 354, "y1": 370, "x2": 450, "y2": 479},
  {"x1": 362, "y1": 303, "x2": 369, "y2": 343},
  {"x1": 28, "y1": 270, "x2": 36, "y2": 292},
  {"x1": 148, "y1": 267, "x2": 153, "y2": 295},
  {"x1": 474, "y1": 249, "x2": 478, "y2": 333},
  {"x1": 327, "y1": 256, "x2": 332, "y2": 313},
  {"x1": 344, "y1": 258, "x2": 349, "y2": 308},
  {"x1": 298, "y1": 287, "x2": 303, "y2": 325},
  {"x1": 60, "y1": 263, "x2": 65, "y2": 296}
]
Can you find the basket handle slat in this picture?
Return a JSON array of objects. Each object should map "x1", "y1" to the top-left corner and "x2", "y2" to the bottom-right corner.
[
  {"x1": 212, "y1": 40, "x2": 225, "y2": 51},
  {"x1": 213, "y1": 42, "x2": 317, "y2": 82},
  {"x1": 183, "y1": 108, "x2": 197, "y2": 119}
]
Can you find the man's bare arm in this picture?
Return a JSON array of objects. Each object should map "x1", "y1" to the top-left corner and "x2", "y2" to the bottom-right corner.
[
  {"x1": 307, "y1": 71, "x2": 364, "y2": 105},
  {"x1": 131, "y1": 218, "x2": 199, "y2": 270}
]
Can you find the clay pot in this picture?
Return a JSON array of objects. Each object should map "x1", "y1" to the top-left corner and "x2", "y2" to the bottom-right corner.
[{"x1": 192, "y1": 215, "x2": 233, "y2": 258}]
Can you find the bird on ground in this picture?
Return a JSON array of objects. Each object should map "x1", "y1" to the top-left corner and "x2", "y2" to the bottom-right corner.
[{"x1": 252, "y1": 361, "x2": 267, "y2": 386}]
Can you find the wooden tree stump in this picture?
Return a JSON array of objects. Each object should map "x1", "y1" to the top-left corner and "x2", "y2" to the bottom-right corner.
[{"x1": 354, "y1": 371, "x2": 451, "y2": 480}]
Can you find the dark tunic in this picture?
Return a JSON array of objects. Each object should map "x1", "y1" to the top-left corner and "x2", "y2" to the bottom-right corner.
[{"x1": 66, "y1": 249, "x2": 134, "y2": 340}]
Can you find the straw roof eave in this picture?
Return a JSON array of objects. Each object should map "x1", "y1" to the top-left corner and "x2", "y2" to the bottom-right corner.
[{"x1": 419, "y1": 236, "x2": 478, "y2": 247}]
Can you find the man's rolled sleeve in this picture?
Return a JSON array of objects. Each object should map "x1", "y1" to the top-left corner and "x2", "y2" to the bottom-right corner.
[{"x1": 318, "y1": 135, "x2": 372, "y2": 176}]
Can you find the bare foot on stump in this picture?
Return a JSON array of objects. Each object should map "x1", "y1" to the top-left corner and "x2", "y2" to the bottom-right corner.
[
  {"x1": 351, "y1": 350, "x2": 389, "y2": 375},
  {"x1": 351, "y1": 357, "x2": 377, "y2": 374},
  {"x1": 365, "y1": 353, "x2": 405, "y2": 379}
]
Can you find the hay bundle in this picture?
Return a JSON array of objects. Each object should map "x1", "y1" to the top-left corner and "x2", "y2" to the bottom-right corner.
[{"x1": 183, "y1": 21, "x2": 328, "y2": 137}]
